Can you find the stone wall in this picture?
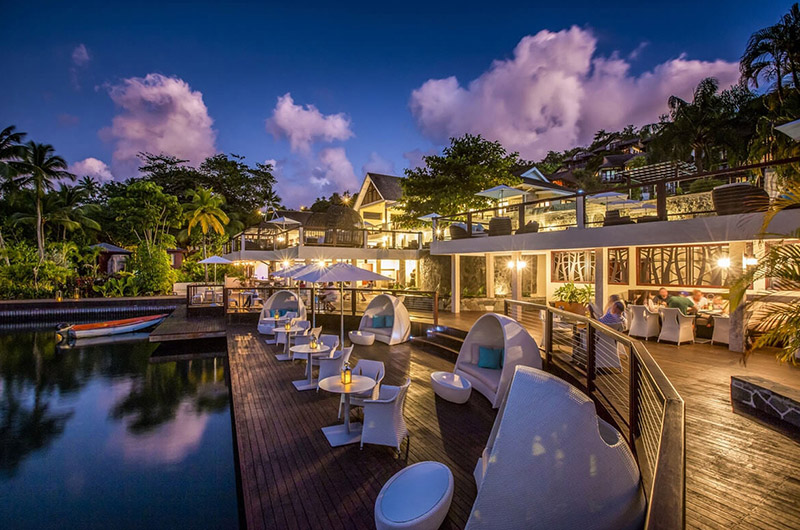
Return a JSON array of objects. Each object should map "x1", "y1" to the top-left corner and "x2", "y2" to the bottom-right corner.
[
  {"x1": 731, "y1": 375, "x2": 800, "y2": 434},
  {"x1": 460, "y1": 256, "x2": 486, "y2": 297},
  {"x1": 420, "y1": 252, "x2": 451, "y2": 296}
]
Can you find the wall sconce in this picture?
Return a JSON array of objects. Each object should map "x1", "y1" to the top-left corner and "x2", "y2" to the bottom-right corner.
[
  {"x1": 506, "y1": 260, "x2": 527, "y2": 270},
  {"x1": 717, "y1": 257, "x2": 731, "y2": 269}
]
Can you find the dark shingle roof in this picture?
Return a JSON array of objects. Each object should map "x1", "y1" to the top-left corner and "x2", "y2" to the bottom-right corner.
[
  {"x1": 598, "y1": 153, "x2": 640, "y2": 169},
  {"x1": 92, "y1": 242, "x2": 131, "y2": 254},
  {"x1": 367, "y1": 173, "x2": 403, "y2": 202}
]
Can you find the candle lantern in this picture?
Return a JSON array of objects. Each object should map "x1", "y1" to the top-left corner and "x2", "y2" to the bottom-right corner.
[
  {"x1": 55, "y1": 290, "x2": 63, "y2": 302},
  {"x1": 284, "y1": 321, "x2": 291, "y2": 331},
  {"x1": 310, "y1": 336, "x2": 318, "y2": 349},
  {"x1": 340, "y1": 362, "x2": 352, "y2": 384}
]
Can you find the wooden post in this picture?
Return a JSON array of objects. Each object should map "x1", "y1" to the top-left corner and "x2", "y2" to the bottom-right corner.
[
  {"x1": 466, "y1": 212, "x2": 473, "y2": 237},
  {"x1": 576, "y1": 193, "x2": 586, "y2": 229},
  {"x1": 545, "y1": 309, "x2": 553, "y2": 367},
  {"x1": 433, "y1": 291, "x2": 439, "y2": 327},
  {"x1": 656, "y1": 181, "x2": 667, "y2": 221},
  {"x1": 451, "y1": 254, "x2": 461, "y2": 314},
  {"x1": 518, "y1": 202, "x2": 525, "y2": 230}
]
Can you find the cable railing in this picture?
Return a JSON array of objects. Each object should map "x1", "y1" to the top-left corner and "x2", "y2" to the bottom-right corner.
[
  {"x1": 222, "y1": 286, "x2": 439, "y2": 325},
  {"x1": 433, "y1": 157, "x2": 799, "y2": 241},
  {"x1": 504, "y1": 299, "x2": 685, "y2": 530}
]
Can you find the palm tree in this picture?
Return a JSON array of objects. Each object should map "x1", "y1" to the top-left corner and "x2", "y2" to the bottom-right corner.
[
  {"x1": 183, "y1": 187, "x2": 229, "y2": 282},
  {"x1": 0, "y1": 126, "x2": 26, "y2": 265},
  {"x1": 52, "y1": 185, "x2": 101, "y2": 239},
  {"x1": 77, "y1": 175, "x2": 101, "y2": 203},
  {"x1": 731, "y1": 179, "x2": 800, "y2": 362},
  {"x1": 10, "y1": 142, "x2": 73, "y2": 260}
]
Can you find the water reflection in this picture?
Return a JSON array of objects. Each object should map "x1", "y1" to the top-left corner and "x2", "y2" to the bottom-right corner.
[{"x1": 0, "y1": 331, "x2": 239, "y2": 529}]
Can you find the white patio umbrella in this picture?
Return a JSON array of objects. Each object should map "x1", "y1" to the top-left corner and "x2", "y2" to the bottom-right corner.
[
  {"x1": 294, "y1": 262, "x2": 392, "y2": 349},
  {"x1": 272, "y1": 262, "x2": 305, "y2": 278},
  {"x1": 417, "y1": 212, "x2": 442, "y2": 222},
  {"x1": 198, "y1": 255, "x2": 232, "y2": 283},
  {"x1": 264, "y1": 216, "x2": 301, "y2": 230},
  {"x1": 476, "y1": 185, "x2": 526, "y2": 202},
  {"x1": 286, "y1": 262, "x2": 327, "y2": 326},
  {"x1": 776, "y1": 118, "x2": 800, "y2": 141},
  {"x1": 587, "y1": 191, "x2": 627, "y2": 203}
]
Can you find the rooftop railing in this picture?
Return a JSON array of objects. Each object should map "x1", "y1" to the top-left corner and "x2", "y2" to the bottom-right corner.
[
  {"x1": 504, "y1": 299, "x2": 685, "y2": 529},
  {"x1": 433, "y1": 157, "x2": 800, "y2": 241}
]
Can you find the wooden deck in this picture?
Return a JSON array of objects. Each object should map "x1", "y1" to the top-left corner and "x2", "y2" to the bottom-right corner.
[
  {"x1": 149, "y1": 304, "x2": 226, "y2": 342},
  {"x1": 226, "y1": 326, "x2": 495, "y2": 530},
  {"x1": 227, "y1": 311, "x2": 800, "y2": 529}
]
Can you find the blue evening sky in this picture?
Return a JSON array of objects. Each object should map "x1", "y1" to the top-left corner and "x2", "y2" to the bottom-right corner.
[{"x1": 0, "y1": 1, "x2": 791, "y2": 206}]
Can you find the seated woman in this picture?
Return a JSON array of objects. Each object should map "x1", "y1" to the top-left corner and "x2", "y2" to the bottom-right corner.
[{"x1": 633, "y1": 291, "x2": 657, "y2": 312}]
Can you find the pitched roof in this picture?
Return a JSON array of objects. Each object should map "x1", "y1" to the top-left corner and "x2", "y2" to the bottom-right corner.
[
  {"x1": 92, "y1": 242, "x2": 131, "y2": 254},
  {"x1": 598, "y1": 153, "x2": 641, "y2": 169},
  {"x1": 366, "y1": 173, "x2": 403, "y2": 202}
]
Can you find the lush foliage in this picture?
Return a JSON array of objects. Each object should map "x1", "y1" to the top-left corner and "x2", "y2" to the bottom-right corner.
[
  {"x1": 126, "y1": 244, "x2": 176, "y2": 295},
  {"x1": 553, "y1": 282, "x2": 594, "y2": 304},
  {"x1": 397, "y1": 134, "x2": 522, "y2": 226}
]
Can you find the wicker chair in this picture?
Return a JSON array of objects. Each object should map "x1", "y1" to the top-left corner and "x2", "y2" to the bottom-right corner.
[
  {"x1": 488, "y1": 217, "x2": 512, "y2": 236},
  {"x1": 515, "y1": 220, "x2": 539, "y2": 234},
  {"x1": 449, "y1": 224, "x2": 469, "y2": 239}
]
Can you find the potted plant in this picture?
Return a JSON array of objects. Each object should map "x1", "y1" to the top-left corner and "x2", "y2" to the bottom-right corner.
[{"x1": 551, "y1": 282, "x2": 594, "y2": 315}]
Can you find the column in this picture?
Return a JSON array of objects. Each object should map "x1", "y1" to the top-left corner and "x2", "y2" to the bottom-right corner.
[
  {"x1": 510, "y1": 252, "x2": 522, "y2": 320},
  {"x1": 451, "y1": 254, "x2": 461, "y2": 314},
  {"x1": 536, "y1": 254, "x2": 547, "y2": 300},
  {"x1": 728, "y1": 241, "x2": 747, "y2": 353},
  {"x1": 399, "y1": 259, "x2": 407, "y2": 287},
  {"x1": 594, "y1": 247, "x2": 606, "y2": 310},
  {"x1": 485, "y1": 253, "x2": 495, "y2": 298}
]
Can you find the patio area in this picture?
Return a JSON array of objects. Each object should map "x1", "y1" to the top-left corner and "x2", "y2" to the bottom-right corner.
[{"x1": 227, "y1": 312, "x2": 800, "y2": 529}]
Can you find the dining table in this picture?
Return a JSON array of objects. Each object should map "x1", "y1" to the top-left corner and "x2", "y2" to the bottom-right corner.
[
  {"x1": 318, "y1": 375, "x2": 376, "y2": 447},
  {"x1": 272, "y1": 325, "x2": 305, "y2": 361},
  {"x1": 289, "y1": 343, "x2": 331, "y2": 391}
]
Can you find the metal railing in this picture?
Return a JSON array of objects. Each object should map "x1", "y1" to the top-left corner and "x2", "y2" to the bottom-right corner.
[
  {"x1": 223, "y1": 286, "x2": 439, "y2": 325},
  {"x1": 504, "y1": 299, "x2": 685, "y2": 529},
  {"x1": 187, "y1": 283, "x2": 225, "y2": 307},
  {"x1": 225, "y1": 226, "x2": 425, "y2": 253},
  {"x1": 433, "y1": 157, "x2": 799, "y2": 241}
]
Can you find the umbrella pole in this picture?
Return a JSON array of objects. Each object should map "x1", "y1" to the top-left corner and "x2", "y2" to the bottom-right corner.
[{"x1": 340, "y1": 282, "x2": 344, "y2": 351}]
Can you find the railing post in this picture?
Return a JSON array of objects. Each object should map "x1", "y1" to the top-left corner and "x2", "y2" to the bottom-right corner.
[
  {"x1": 576, "y1": 193, "x2": 586, "y2": 229},
  {"x1": 418, "y1": 232, "x2": 423, "y2": 249},
  {"x1": 466, "y1": 212, "x2": 473, "y2": 237},
  {"x1": 656, "y1": 181, "x2": 668, "y2": 221},
  {"x1": 433, "y1": 291, "x2": 439, "y2": 327},
  {"x1": 628, "y1": 351, "x2": 640, "y2": 449},
  {"x1": 586, "y1": 324, "x2": 596, "y2": 393},
  {"x1": 351, "y1": 287, "x2": 357, "y2": 316},
  {"x1": 310, "y1": 286, "x2": 316, "y2": 322}
]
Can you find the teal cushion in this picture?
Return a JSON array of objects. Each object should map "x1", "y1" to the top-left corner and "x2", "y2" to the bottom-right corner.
[
  {"x1": 278, "y1": 308, "x2": 288, "y2": 317},
  {"x1": 372, "y1": 315, "x2": 385, "y2": 328},
  {"x1": 384, "y1": 315, "x2": 394, "y2": 328},
  {"x1": 478, "y1": 346, "x2": 503, "y2": 370}
]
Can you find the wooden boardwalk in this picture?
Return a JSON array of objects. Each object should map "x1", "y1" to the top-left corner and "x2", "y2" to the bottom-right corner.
[
  {"x1": 227, "y1": 326, "x2": 495, "y2": 530},
  {"x1": 149, "y1": 304, "x2": 226, "y2": 342}
]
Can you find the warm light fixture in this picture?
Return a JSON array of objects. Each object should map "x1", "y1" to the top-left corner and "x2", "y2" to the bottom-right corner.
[
  {"x1": 341, "y1": 362, "x2": 352, "y2": 384},
  {"x1": 507, "y1": 260, "x2": 527, "y2": 270},
  {"x1": 277, "y1": 236, "x2": 285, "y2": 242},
  {"x1": 282, "y1": 260, "x2": 290, "y2": 267},
  {"x1": 717, "y1": 257, "x2": 731, "y2": 268},
  {"x1": 745, "y1": 257, "x2": 758, "y2": 266}
]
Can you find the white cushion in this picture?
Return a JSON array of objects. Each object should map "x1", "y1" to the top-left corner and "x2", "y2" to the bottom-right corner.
[
  {"x1": 457, "y1": 362, "x2": 501, "y2": 392},
  {"x1": 378, "y1": 462, "x2": 452, "y2": 524},
  {"x1": 362, "y1": 327, "x2": 392, "y2": 337}
]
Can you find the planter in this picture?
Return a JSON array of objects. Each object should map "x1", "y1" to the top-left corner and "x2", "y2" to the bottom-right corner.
[
  {"x1": 549, "y1": 300, "x2": 587, "y2": 316},
  {"x1": 712, "y1": 183, "x2": 769, "y2": 215}
]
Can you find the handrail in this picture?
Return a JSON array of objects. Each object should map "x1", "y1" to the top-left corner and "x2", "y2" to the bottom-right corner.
[{"x1": 504, "y1": 299, "x2": 685, "y2": 529}]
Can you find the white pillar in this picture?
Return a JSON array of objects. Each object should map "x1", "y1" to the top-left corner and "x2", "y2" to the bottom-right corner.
[
  {"x1": 594, "y1": 247, "x2": 606, "y2": 309},
  {"x1": 451, "y1": 255, "x2": 461, "y2": 314},
  {"x1": 536, "y1": 254, "x2": 547, "y2": 299},
  {"x1": 511, "y1": 251, "x2": 522, "y2": 300},
  {"x1": 485, "y1": 253, "x2": 495, "y2": 298},
  {"x1": 729, "y1": 242, "x2": 747, "y2": 353}
]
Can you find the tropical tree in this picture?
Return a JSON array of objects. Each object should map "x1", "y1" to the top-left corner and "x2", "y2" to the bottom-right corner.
[
  {"x1": 106, "y1": 181, "x2": 182, "y2": 247},
  {"x1": 182, "y1": 187, "x2": 229, "y2": 281},
  {"x1": 397, "y1": 134, "x2": 522, "y2": 226},
  {"x1": 10, "y1": 142, "x2": 74, "y2": 260},
  {"x1": 0, "y1": 126, "x2": 26, "y2": 265}
]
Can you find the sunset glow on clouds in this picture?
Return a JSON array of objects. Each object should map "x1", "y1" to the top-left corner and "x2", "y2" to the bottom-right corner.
[
  {"x1": 266, "y1": 93, "x2": 353, "y2": 154},
  {"x1": 410, "y1": 26, "x2": 740, "y2": 159}
]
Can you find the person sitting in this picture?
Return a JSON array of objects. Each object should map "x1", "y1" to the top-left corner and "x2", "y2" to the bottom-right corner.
[
  {"x1": 691, "y1": 289, "x2": 711, "y2": 311},
  {"x1": 668, "y1": 291, "x2": 695, "y2": 315},
  {"x1": 320, "y1": 282, "x2": 339, "y2": 312},
  {"x1": 598, "y1": 301, "x2": 626, "y2": 329},
  {"x1": 711, "y1": 294, "x2": 729, "y2": 314},
  {"x1": 655, "y1": 287, "x2": 670, "y2": 307},
  {"x1": 634, "y1": 291, "x2": 657, "y2": 312}
]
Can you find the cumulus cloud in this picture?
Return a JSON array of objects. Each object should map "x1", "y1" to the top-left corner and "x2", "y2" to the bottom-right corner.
[
  {"x1": 70, "y1": 157, "x2": 113, "y2": 181},
  {"x1": 101, "y1": 73, "x2": 217, "y2": 171},
  {"x1": 266, "y1": 93, "x2": 353, "y2": 153},
  {"x1": 410, "y1": 26, "x2": 740, "y2": 159},
  {"x1": 72, "y1": 44, "x2": 90, "y2": 66},
  {"x1": 361, "y1": 152, "x2": 395, "y2": 175},
  {"x1": 312, "y1": 147, "x2": 359, "y2": 191},
  {"x1": 273, "y1": 148, "x2": 360, "y2": 208}
]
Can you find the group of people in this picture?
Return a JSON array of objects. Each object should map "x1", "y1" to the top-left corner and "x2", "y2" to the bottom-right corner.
[{"x1": 595, "y1": 288, "x2": 729, "y2": 329}]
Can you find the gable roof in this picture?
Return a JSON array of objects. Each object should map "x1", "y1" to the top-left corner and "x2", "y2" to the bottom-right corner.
[
  {"x1": 598, "y1": 153, "x2": 641, "y2": 169},
  {"x1": 92, "y1": 242, "x2": 131, "y2": 254},
  {"x1": 366, "y1": 173, "x2": 403, "y2": 202}
]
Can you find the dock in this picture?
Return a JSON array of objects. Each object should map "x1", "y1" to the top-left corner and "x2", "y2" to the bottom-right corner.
[{"x1": 149, "y1": 304, "x2": 227, "y2": 342}]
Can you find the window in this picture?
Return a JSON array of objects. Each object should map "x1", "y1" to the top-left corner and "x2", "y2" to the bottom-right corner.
[
  {"x1": 637, "y1": 244, "x2": 728, "y2": 287},
  {"x1": 552, "y1": 250, "x2": 595, "y2": 283},
  {"x1": 361, "y1": 182, "x2": 382, "y2": 205}
]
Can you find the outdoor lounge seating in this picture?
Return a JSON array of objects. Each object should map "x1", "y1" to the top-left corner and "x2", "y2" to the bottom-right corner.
[
  {"x1": 339, "y1": 359, "x2": 385, "y2": 419},
  {"x1": 488, "y1": 217, "x2": 512, "y2": 236},
  {"x1": 360, "y1": 377, "x2": 411, "y2": 453},
  {"x1": 603, "y1": 210, "x2": 633, "y2": 226},
  {"x1": 316, "y1": 346, "x2": 353, "y2": 391},
  {"x1": 358, "y1": 294, "x2": 411, "y2": 345},
  {"x1": 449, "y1": 222, "x2": 486, "y2": 239},
  {"x1": 628, "y1": 304, "x2": 661, "y2": 339},
  {"x1": 515, "y1": 220, "x2": 539, "y2": 234},
  {"x1": 467, "y1": 366, "x2": 644, "y2": 529},
  {"x1": 374, "y1": 461, "x2": 453, "y2": 530},
  {"x1": 712, "y1": 182, "x2": 770, "y2": 215},
  {"x1": 454, "y1": 312, "x2": 541, "y2": 408},
  {"x1": 658, "y1": 307, "x2": 695, "y2": 345},
  {"x1": 256, "y1": 290, "x2": 307, "y2": 334}
]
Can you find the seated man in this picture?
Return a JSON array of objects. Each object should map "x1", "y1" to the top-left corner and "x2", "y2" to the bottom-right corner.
[
  {"x1": 667, "y1": 291, "x2": 695, "y2": 315},
  {"x1": 691, "y1": 289, "x2": 711, "y2": 311},
  {"x1": 654, "y1": 287, "x2": 670, "y2": 307},
  {"x1": 598, "y1": 301, "x2": 626, "y2": 329}
]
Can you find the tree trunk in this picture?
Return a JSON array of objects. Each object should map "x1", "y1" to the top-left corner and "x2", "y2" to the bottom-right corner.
[
  {"x1": 776, "y1": 63, "x2": 784, "y2": 104},
  {"x1": 203, "y1": 238, "x2": 208, "y2": 283},
  {"x1": 36, "y1": 196, "x2": 44, "y2": 261}
]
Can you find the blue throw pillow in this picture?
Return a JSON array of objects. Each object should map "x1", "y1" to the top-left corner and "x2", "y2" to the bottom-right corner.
[
  {"x1": 278, "y1": 308, "x2": 288, "y2": 317},
  {"x1": 478, "y1": 346, "x2": 503, "y2": 370},
  {"x1": 372, "y1": 315, "x2": 385, "y2": 328},
  {"x1": 384, "y1": 315, "x2": 394, "y2": 328}
]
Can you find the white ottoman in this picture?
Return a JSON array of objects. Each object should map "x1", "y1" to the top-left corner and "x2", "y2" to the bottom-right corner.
[
  {"x1": 349, "y1": 330, "x2": 375, "y2": 346},
  {"x1": 430, "y1": 371, "x2": 472, "y2": 404},
  {"x1": 375, "y1": 461, "x2": 454, "y2": 530}
]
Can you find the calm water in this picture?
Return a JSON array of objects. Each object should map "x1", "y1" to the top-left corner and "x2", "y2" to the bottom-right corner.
[{"x1": 0, "y1": 331, "x2": 240, "y2": 529}]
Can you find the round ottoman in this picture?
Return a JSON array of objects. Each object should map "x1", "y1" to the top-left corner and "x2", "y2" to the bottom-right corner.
[
  {"x1": 349, "y1": 330, "x2": 375, "y2": 346},
  {"x1": 430, "y1": 371, "x2": 472, "y2": 404},
  {"x1": 375, "y1": 461, "x2": 454, "y2": 530}
]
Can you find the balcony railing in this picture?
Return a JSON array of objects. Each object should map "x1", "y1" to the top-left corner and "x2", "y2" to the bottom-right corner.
[
  {"x1": 504, "y1": 299, "x2": 685, "y2": 529},
  {"x1": 225, "y1": 227, "x2": 425, "y2": 253},
  {"x1": 433, "y1": 158, "x2": 799, "y2": 241}
]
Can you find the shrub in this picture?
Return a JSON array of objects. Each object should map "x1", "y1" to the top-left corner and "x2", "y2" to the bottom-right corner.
[
  {"x1": 688, "y1": 177, "x2": 725, "y2": 194},
  {"x1": 128, "y1": 244, "x2": 176, "y2": 295}
]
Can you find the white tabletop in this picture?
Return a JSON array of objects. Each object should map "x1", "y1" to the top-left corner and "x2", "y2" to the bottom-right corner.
[
  {"x1": 289, "y1": 344, "x2": 331, "y2": 355},
  {"x1": 261, "y1": 316, "x2": 286, "y2": 322},
  {"x1": 274, "y1": 326, "x2": 304, "y2": 334},
  {"x1": 318, "y1": 375, "x2": 376, "y2": 395}
]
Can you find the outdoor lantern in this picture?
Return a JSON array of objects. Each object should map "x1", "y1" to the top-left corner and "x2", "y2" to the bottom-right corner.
[
  {"x1": 310, "y1": 336, "x2": 318, "y2": 349},
  {"x1": 341, "y1": 362, "x2": 352, "y2": 384},
  {"x1": 284, "y1": 321, "x2": 292, "y2": 331},
  {"x1": 55, "y1": 290, "x2": 63, "y2": 302}
]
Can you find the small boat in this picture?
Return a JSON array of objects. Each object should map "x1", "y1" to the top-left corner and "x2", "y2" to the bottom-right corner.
[
  {"x1": 57, "y1": 314, "x2": 168, "y2": 340},
  {"x1": 56, "y1": 332, "x2": 152, "y2": 350}
]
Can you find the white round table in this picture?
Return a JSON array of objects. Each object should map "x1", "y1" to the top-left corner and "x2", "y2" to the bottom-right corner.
[
  {"x1": 374, "y1": 461, "x2": 454, "y2": 530},
  {"x1": 319, "y1": 375, "x2": 376, "y2": 447},
  {"x1": 289, "y1": 343, "x2": 331, "y2": 391},
  {"x1": 430, "y1": 371, "x2": 472, "y2": 404},
  {"x1": 349, "y1": 330, "x2": 375, "y2": 345},
  {"x1": 273, "y1": 326, "x2": 305, "y2": 360}
]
